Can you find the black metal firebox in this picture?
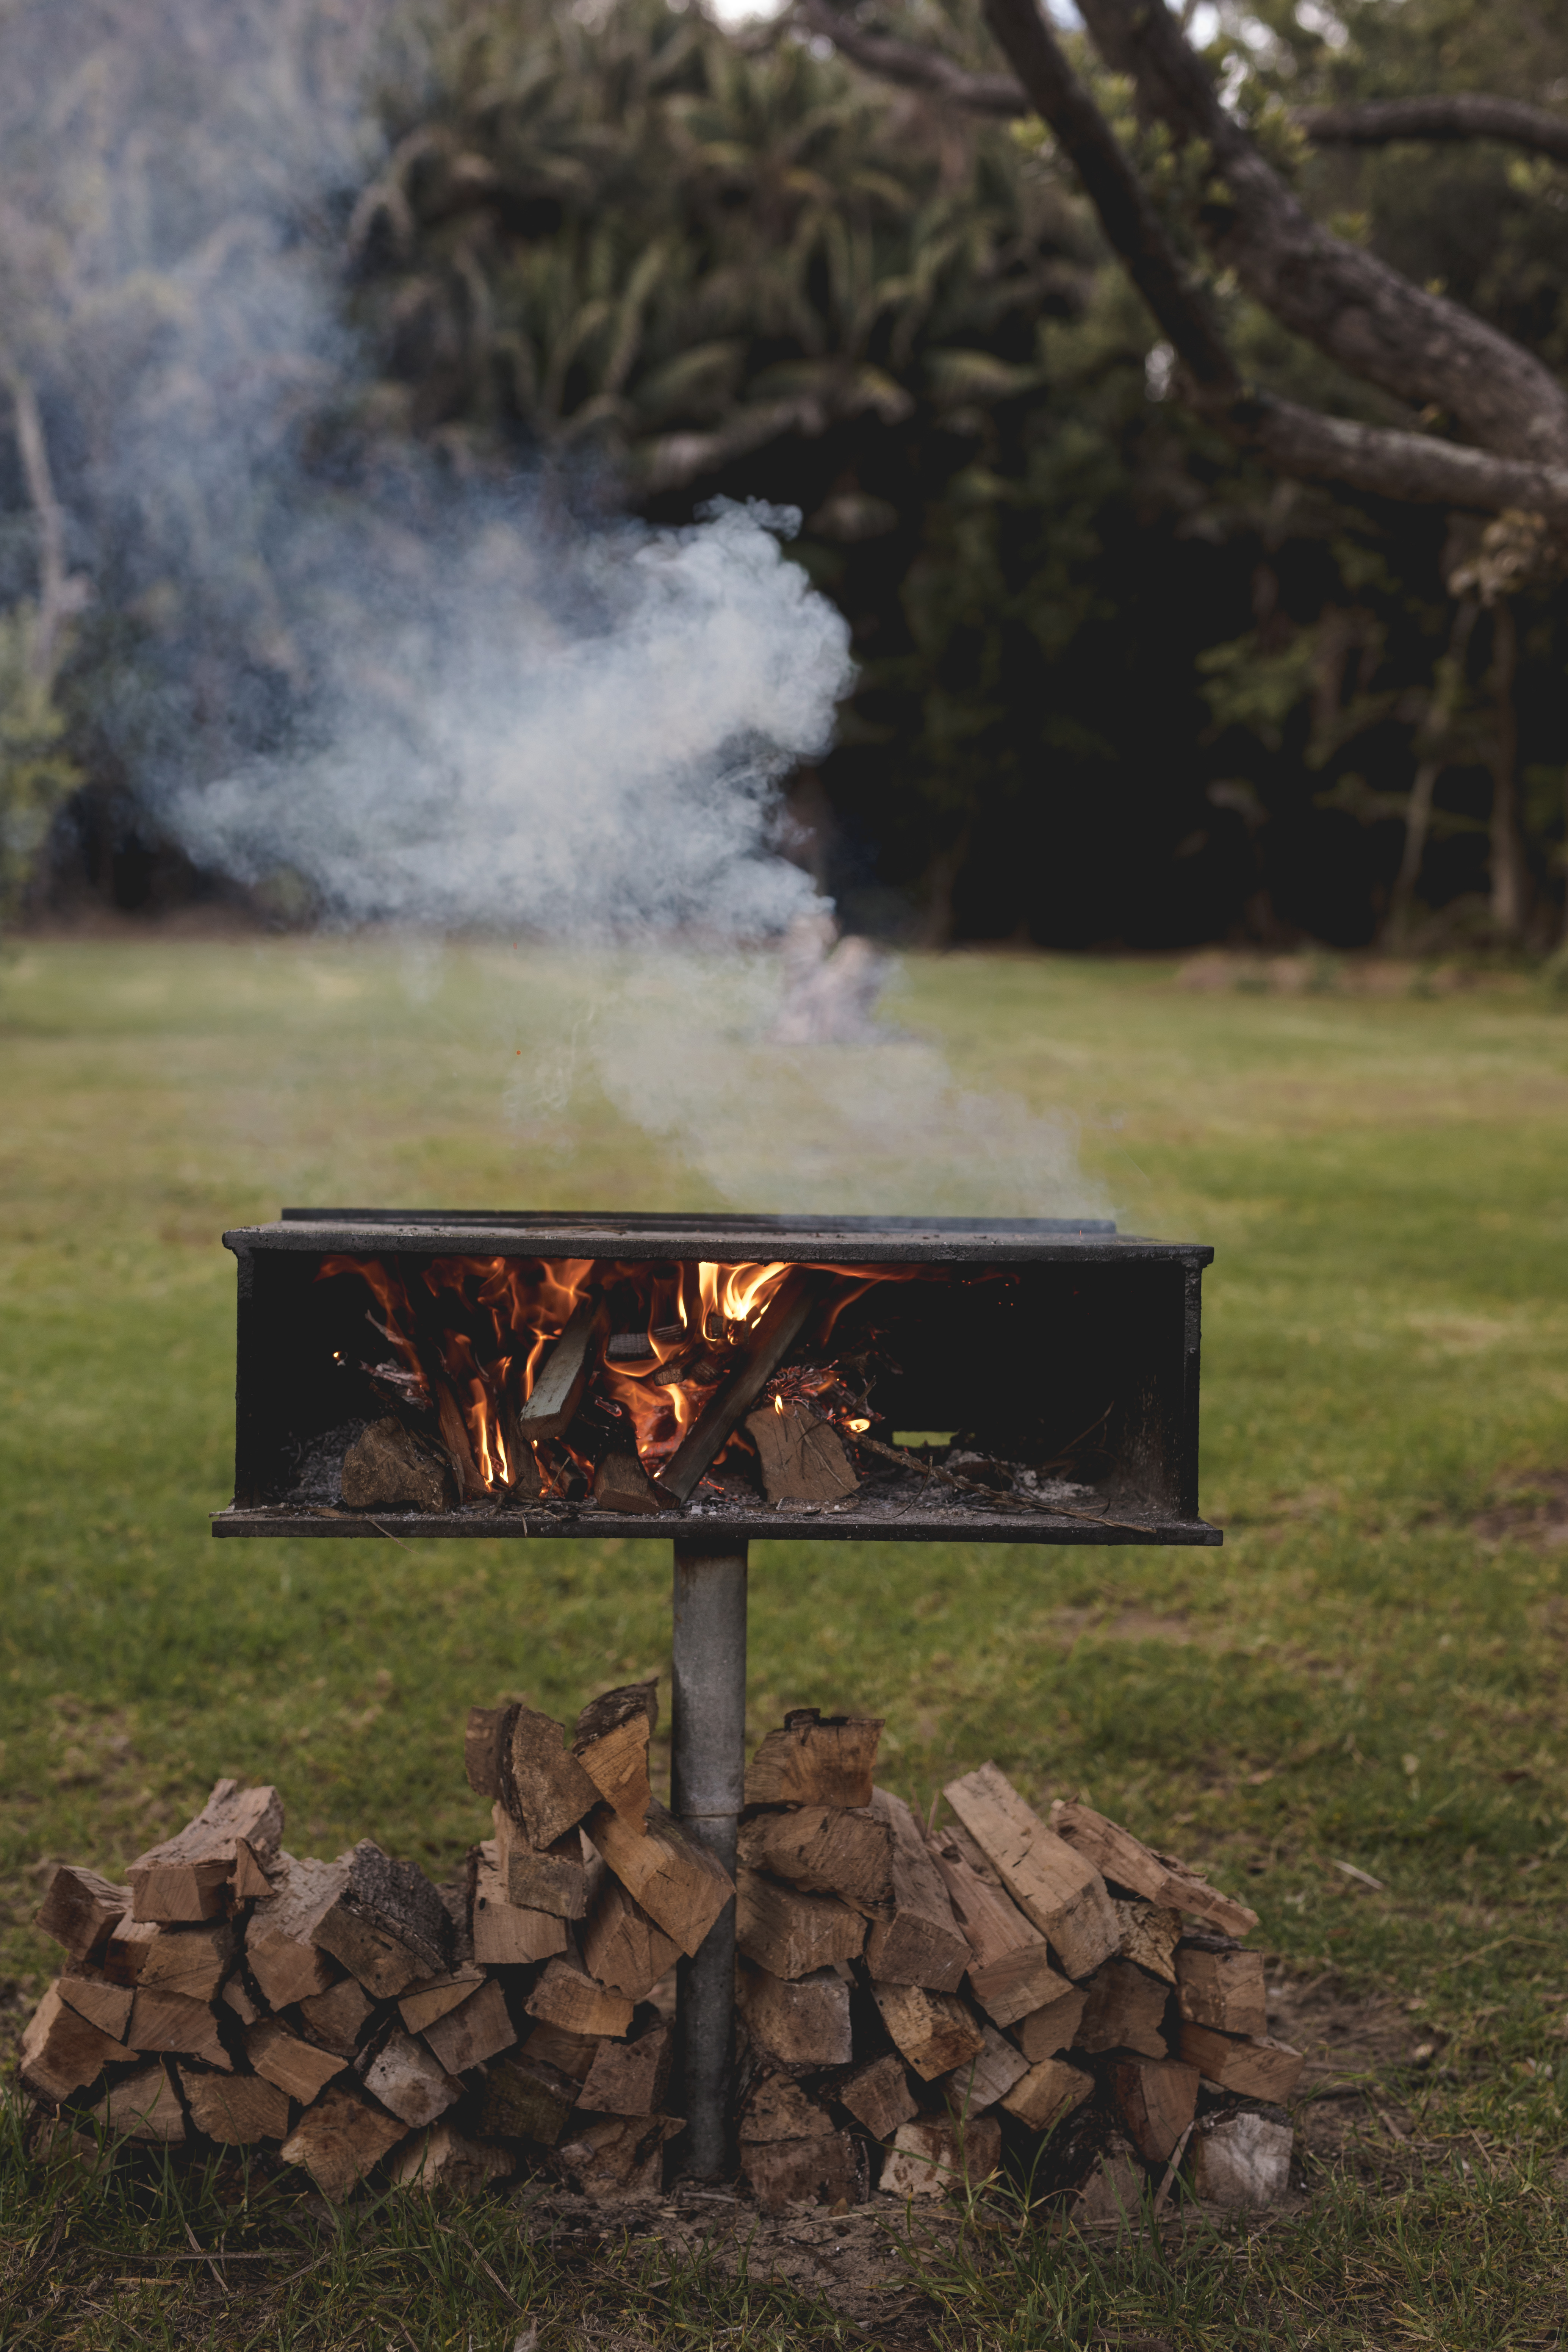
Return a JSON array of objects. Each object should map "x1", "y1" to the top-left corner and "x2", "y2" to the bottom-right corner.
[{"x1": 211, "y1": 1210, "x2": 1219, "y2": 1548}]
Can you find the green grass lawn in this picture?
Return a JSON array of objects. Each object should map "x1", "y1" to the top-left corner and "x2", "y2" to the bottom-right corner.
[{"x1": 2, "y1": 933, "x2": 1567, "y2": 2346}]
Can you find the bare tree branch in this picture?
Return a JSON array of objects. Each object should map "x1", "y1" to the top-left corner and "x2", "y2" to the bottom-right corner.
[
  {"x1": 799, "y1": 0, "x2": 1025, "y2": 115},
  {"x1": 1229, "y1": 393, "x2": 1568, "y2": 519},
  {"x1": 1072, "y1": 0, "x2": 1568, "y2": 467},
  {"x1": 1297, "y1": 94, "x2": 1568, "y2": 167}
]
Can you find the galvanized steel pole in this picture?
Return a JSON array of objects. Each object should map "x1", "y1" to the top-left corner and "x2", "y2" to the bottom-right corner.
[{"x1": 670, "y1": 1536, "x2": 748, "y2": 2178}]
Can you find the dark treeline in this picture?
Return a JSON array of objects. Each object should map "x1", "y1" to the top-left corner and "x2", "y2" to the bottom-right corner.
[{"x1": 5, "y1": 0, "x2": 1568, "y2": 951}]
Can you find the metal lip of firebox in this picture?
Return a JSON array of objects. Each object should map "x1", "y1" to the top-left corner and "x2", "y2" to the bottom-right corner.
[{"x1": 212, "y1": 1210, "x2": 1221, "y2": 1547}]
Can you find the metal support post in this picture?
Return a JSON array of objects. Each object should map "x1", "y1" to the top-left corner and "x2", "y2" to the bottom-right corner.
[{"x1": 670, "y1": 1536, "x2": 748, "y2": 2178}]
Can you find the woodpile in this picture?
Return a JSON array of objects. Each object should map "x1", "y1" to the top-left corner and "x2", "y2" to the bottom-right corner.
[{"x1": 19, "y1": 1705, "x2": 1299, "y2": 2219}]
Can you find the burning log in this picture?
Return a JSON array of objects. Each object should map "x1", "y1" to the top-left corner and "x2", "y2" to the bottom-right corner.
[
  {"x1": 744, "y1": 1401, "x2": 859, "y2": 1504},
  {"x1": 519, "y1": 1295, "x2": 604, "y2": 1443},
  {"x1": 744, "y1": 1709, "x2": 883, "y2": 1808},
  {"x1": 128, "y1": 1779, "x2": 283, "y2": 1923},
  {"x1": 573, "y1": 1682, "x2": 658, "y2": 1827},
  {"x1": 590, "y1": 1452, "x2": 663, "y2": 1515},
  {"x1": 653, "y1": 1269, "x2": 826, "y2": 1504},
  {"x1": 943, "y1": 1766, "x2": 1120, "y2": 1979},
  {"x1": 341, "y1": 1416, "x2": 453, "y2": 1512}
]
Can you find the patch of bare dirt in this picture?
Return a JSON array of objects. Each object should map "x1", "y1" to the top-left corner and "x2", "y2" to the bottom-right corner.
[
  {"x1": 1474, "y1": 1472, "x2": 1568, "y2": 1550},
  {"x1": 1266, "y1": 1969, "x2": 1433, "y2": 2180}
]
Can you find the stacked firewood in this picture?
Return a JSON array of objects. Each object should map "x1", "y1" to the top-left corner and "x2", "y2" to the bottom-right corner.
[{"x1": 18, "y1": 1706, "x2": 1300, "y2": 2215}]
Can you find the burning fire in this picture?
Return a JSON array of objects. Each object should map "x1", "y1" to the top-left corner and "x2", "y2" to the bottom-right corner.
[{"x1": 317, "y1": 1252, "x2": 894, "y2": 1497}]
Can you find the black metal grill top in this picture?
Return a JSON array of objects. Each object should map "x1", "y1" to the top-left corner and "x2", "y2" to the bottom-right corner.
[{"x1": 222, "y1": 1209, "x2": 1212, "y2": 1269}]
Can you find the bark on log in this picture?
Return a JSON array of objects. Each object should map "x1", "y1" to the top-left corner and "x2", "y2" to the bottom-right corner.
[
  {"x1": 1188, "y1": 2107, "x2": 1294, "y2": 2207},
  {"x1": 129, "y1": 1779, "x2": 283, "y2": 1923},
  {"x1": 744, "y1": 1709, "x2": 883, "y2": 1808},
  {"x1": 310, "y1": 1840, "x2": 455, "y2": 1998},
  {"x1": 573, "y1": 1683, "x2": 658, "y2": 1827},
  {"x1": 341, "y1": 1416, "x2": 452, "y2": 1512},
  {"x1": 464, "y1": 1704, "x2": 511, "y2": 1800}
]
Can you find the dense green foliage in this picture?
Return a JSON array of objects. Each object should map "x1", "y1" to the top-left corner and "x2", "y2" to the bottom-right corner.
[{"x1": 5, "y1": 0, "x2": 1568, "y2": 945}]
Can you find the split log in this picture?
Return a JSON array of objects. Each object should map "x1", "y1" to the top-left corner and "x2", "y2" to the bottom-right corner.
[
  {"x1": 1177, "y1": 2022, "x2": 1305, "y2": 2103},
  {"x1": 1188, "y1": 2108, "x2": 1293, "y2": 2207},
  {"x1": 1048, "y1": 1801, "x2": 1260, "y2": 1938},
  {"x1": 475, "y1": 2049, "x2": 581, "y2": 2145},
  {"x1": 1012, "y1": 1985, "x2": 1089, "y2": 2062},
  {"x1": 57, "y1": 1966, "x2": 134, "y2": 2042},
  {"x1": 493, "y1": 1809, "x2": 600, "y2": 1917},
  {"x1": 741, "y1": 2130, "x2": 867, "y2": 2212},
  {"x1": 737, "y1": 1960, "x2": 853, "y2": 2068},
  {"x1": 1076, "y1": 1957, "x2": 1170, "y2": 2058},
  {"x1": 578, "y1": 2022, "x2": 674, "y2": 2116},
  {"x1": 464, "y1": 1704, "x2": 511, "y2": 1799},
  {"x1": 744, "y1": 1402, "x2": 859, "y2": 1504},
  {"x1": 740, "y1": 2071, "x2": 834, "y2": 2141},
  {"x1": 518, "y1": 1296, "x2": 603, "y2": 1442},
  {"x1": 504, "y1": 1707, "x2": 601, "y2": 1851},
  {"x1": 1115, "y1": 1900, "x2": 1181, "y2": 1986},
  {"x1": 654, "y1": 1269, "x2": 826, "y2": 1503},
  {"x1": 362, "y1": 2028, "x2": 463, "y2": 2128},
  {"x1": 586, "y1": 1800, "x2": 734, "y2": 1957},
  {"x1": 429, "y1": 1366, "x2": 490, "y2": 1501},
  {"x1": 573, "y1": 1682, "x2": 658, "y2": 1827},
  {"x1": 835, "y1": 2052, "x2": 917, "y2": 2140},
  {"x1": 943, "y1": 1766, "x2": 1120, "y2": 1979},
  {"x1": 296, "y1": 1975, "x2": 375, "y2": 2058},
  {"x1": 34, "y1": 1867, "x2": 130, "y2": 1959},
  {"x1": 133, "y1": 1919, "x2": 236, "y2": 2005},
  {"x1": 744, "y1": 1709, "x2": 883, "y2": 1808},
  {"x1": 222, "y1": 1977, "x2": 262, "y2": 2028},
  {"x1": 1175, "y1": 1936, "x2": 1268, "y2": 2036},
  {"x1": 246, "y1": 1855, "x2": 347, "y2": 2006},
  {"x1": 310, "y1": 1840, "x2": 455, "y2": 1998},
  {"x1": 1000, "y1": 2055, "x2": 1094, "y2": 2132},
  {"x1": 879, "y1": 2113, "x2": 1002, "y2": 2199},
  {"x1": 94, "y1": 2061, "x2": 187, "y2": 2145},
  {"x1": 127, "y1": 1987, "x2": 233, "y2": 2069},
  {"x1": 421, "y1": 1978, "x2": 517, "y2": 2075},
  {"x1": 1070, "y1": 2137, "x2": 1147, "y2": 2227},
  {"x1": 1108, "y1": 2055, "x2": 1199, "y2": 2164},
  {"x1": 233, "y1": 1839, "x2": 276, "y2": 1902},
  {"x1": 735, "y1": 1870, "x2": 866, "y2": 1980},
  {"x1": 928, "y1": 1822, "x2": 1070, "y2": 2028},
  {"x1": 737, "y1": 1806, "x2": 892, "y2": 1909},
  {"x1": 102, "y1": 1915, "x2": 160, "y2": 1985},
  {"x1": 942, "y1": 2019, "x2": 1030, "y2": 2117},
  {"x1": 398, "y1": 1963, "x2": 487, "y2": 2034},
  {"x1": 19, "y1": 1982, "x2": 131, "y2": 2102},
  {"x1": 341, "y1": 1416, "x2": 452, "y2": 1512},
  {"x1": 554, "y1": 2112, "x2": 684, "y2": 2201},
  {"x1": 522, "y1": 2021, "x2": 601, "y2": 2081},
  {"x1": 870, "y1": 1982, "x2": 984, "y2": 2081},
  {"x1": 579, "y1": 1873, "x2": 681, "y2": 2000},
  {"x1": 862, "y1": 1790, "x2": 969, "y2": 1991},
  {"x1": 246, "y1": 2017, "x2": 347, "y2": 2102},
  {"x1": 590, "y1": 1451, "x2": 663, "y2": 1515},
  {"x1": 471, "y1": 1844, "x2": 570, "y2": 1967},
  {"x1": 128, "y1": 1779, "x2": 283, "y2": 1923},
  {"x1": 280, "y1": 2081, "x2": 406, "y2": 2200},
  {"x1": 178, "y1": 2068, "x2": 292, "y2": 2145},
  {"x1": 526, "y1": 1957, "x2": 635, "y2": 2041},
  {"x1": 394, "y1": 2121, "x2": 513, "y2": 2194}
]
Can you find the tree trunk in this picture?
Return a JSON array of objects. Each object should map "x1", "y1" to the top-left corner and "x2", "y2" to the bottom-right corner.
[
  {"x1": 1488, "y1": 602, "x2": 1527, "y2": 941},
  {"x1": 1386, "y1": 596, "x2": 1479, "y2": 948}
]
